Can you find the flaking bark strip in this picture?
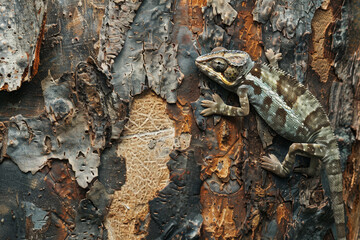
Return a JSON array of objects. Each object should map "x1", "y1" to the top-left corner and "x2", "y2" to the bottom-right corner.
[
  {"x1": 331, "y1": 2, "x2": 360, "y2": 138},
  {"x1": 0, "y1": 0, "x2": 47, "y2": 91},
  {"x1": 206, "y1": 0, "x2": 238, "y2": 26},
  {"x1": 0, "y1": 122, "x2": 7, "y2": 162},
  {"x1": 97, "y1": 0, "x2": 142, "y2": 75},
  {"x1": 0, "y1": 159, "x2": 84, "y2": 238},
  {"x1": 111, "y1": 0, "x2": 183, "y2": 103},
  {"x1": 69, "y1": 181, "x2": 110, "y2": 239},
  {"x1": 253, "y1": 0, "x2": 323, "y2": 38},
  {"x1": 147, "y1": 150, "x2": 203, "y2": 239},
  {"x1": 329, "y1": 1, "x2": 357, "y2": 168},
  {"x1": 5, "y1": 113, "x2": 100, "y2": 188},
  {"x1": 4, "y1": 60, "x2": 128, "y2": 188},
  {"x1": 253, "y1": 0, "x2": 324, "y2": 81},
  {"x1": 76, "y1": 58, "x2": 129, "y2": 141}
]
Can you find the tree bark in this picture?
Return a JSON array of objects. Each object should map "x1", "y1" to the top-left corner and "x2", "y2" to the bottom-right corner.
[{"x1": 0, "y1": 0, "x2": 359, "y2": 239}]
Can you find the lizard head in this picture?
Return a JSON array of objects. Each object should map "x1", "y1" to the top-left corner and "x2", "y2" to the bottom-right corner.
[{"x1": 195, "y1": 48, "x2": 254, "y2": 91}]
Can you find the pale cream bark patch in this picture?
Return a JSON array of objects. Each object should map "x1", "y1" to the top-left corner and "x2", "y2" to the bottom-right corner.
[{"x1": 105, "y1": 91, "x2": 175, "y2": 240}]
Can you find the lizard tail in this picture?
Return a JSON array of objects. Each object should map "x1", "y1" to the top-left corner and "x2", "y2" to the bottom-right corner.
[{"x1": 324, "y1": 150, "x2": 346, "y2": 240}]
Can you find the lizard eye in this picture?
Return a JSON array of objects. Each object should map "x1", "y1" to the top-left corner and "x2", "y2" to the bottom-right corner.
[
  {"x1": 224, "y1": 67, "x2": 239, "y2": 82},
  {"x1": 211, "y1": 58, "x2": 228, "y2": 72}
]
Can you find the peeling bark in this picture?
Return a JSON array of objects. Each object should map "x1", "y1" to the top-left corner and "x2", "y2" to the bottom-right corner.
[
  {"x1": 0, "y1": 0, "x2": 359, "y2": 239},
  {"x1": 0, "y1": 0, "x2": 47, "y2": 91}
]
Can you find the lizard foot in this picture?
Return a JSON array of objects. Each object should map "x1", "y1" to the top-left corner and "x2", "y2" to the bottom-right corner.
[
  {"x1": 260, "y1": 154, "x2": 288, "y2": 178},
  {"x1": 200, "y1": 93, "x2": 224, "y2": 116},
  {"x1": 265, "y1": 49, "x2": 282, "y2": 67}
]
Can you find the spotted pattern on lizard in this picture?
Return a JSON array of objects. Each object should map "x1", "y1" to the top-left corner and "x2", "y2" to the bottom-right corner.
[{"x1": 195, "y1": 48, "x2": 346, "y2": 240}]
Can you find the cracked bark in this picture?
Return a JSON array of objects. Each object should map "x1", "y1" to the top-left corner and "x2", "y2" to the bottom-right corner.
[{"x1": 0, "y1": 0, "x2": 359, "y2": 239}]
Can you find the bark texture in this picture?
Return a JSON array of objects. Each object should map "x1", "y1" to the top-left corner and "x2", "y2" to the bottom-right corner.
[{"x1": 0, "y1": 0, "x2": 359, "y2": 239}]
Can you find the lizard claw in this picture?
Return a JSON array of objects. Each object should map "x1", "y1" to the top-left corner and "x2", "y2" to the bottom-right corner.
[
  {"x1": 260, "y1": 154, "x2": 288, "y2": 177},
  {"x1": 200, "y1": 108, "x2": 213, "y2": 116},
  {"x1": 201, "y1": 100, "x2": 216, "y2": 108}
]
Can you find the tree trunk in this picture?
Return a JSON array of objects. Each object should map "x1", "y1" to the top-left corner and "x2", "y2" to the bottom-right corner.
[{"x1": 0, "y1": 0, "x2": 359, "y2": 239}]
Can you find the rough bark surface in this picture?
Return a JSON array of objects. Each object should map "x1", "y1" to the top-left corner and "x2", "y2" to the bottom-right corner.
[
  {"x1": 0, "y1": 0, "x2": 47, "y2": 91},
  {"x1": 0, "y1": 0, "x2": 359, "y2": 239}
]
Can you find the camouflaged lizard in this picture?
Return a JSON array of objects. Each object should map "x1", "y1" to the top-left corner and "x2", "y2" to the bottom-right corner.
[{"x1": 195, "y1": 47, "x2": 346, "y2": 240}]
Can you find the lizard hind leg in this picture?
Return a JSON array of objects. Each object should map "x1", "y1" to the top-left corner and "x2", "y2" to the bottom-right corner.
[
  {"x1": 261, "y1": 143, "x2": 326, "y2": 178},
  {"x1": 294, "y1": 157, "x2": 321, "y2": 177}
]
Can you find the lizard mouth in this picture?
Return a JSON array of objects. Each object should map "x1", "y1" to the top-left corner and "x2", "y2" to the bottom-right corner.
[{"x1": 195, "y1": 62, "x2": 237, "y2": 86}]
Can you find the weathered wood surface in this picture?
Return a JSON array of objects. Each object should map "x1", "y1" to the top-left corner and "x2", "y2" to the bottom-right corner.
[{"x1": 0, "y1": 0, "x2": 359, "y2": 239}]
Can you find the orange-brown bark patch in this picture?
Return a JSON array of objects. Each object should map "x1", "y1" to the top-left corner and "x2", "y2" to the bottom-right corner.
[
  {"x1": 177, "y1": 0, "x2": 207, "y2": 34},
  {"x1": 31, "y1": 12, "x2": 47, "y2": 78},
  {"x1": 276, "y1": 203, "x2": 292, "y2": 235},
  {"x1": 200, "y1": 184, "x2": 246, "y2": 239},
  {"x1": 43, "y1": 160, "x2": 85, "y2": 237},
  {"x1": 214, "y1": 117, "x2": 241, "y2": 152},
  {"x1": 0, "y1": 83, "x2": 9, "y2": 91},
  {"x1": 167, "y1": 102, "x2": 197, "y2": 136},
  {"x1": 204, "y1": 155, "x2": 231, "y2": 180},
  {"x1": 344, "y1": 141, "x2": 360, "y2": 240},
  {"x1": 310, "y1": 8, "x2": 334, "y2": 82},
  {"x1": 233, "y1": 1, "x2": 262, "y2": 60}
]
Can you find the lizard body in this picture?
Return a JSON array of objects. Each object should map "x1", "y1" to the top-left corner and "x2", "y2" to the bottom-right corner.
[{"x1": 195, "y1": 48, "x2": 346, "y2": 240}]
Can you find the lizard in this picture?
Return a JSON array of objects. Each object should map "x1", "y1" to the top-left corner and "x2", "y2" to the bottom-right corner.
[{"x1": 195, "y1": 47, "x2": 346, "y2": 240}]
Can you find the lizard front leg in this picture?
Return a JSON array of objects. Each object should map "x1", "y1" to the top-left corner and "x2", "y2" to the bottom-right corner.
[
  {"x1": 261, "y1": 143, "x2": 326, "y2": 177},
  {"x1": 201, "y1": 89, "x2": 249, "y2": 117}
]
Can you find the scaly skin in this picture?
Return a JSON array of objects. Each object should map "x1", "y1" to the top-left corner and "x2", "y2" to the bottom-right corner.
[{"x1": 195, "y1": 48, "x2": 346, "y2": 240}]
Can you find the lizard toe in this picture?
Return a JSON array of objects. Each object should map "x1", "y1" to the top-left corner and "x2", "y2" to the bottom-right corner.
[
  {"x1": 260, "y1": 154, "x2": 288, "y2": 177},
  {"x1": 201, "y1": 109, "x2": 213, "y2": 116},
  {"x1": 201, "y1": 101, "x2": 216, "y2": 108}
]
